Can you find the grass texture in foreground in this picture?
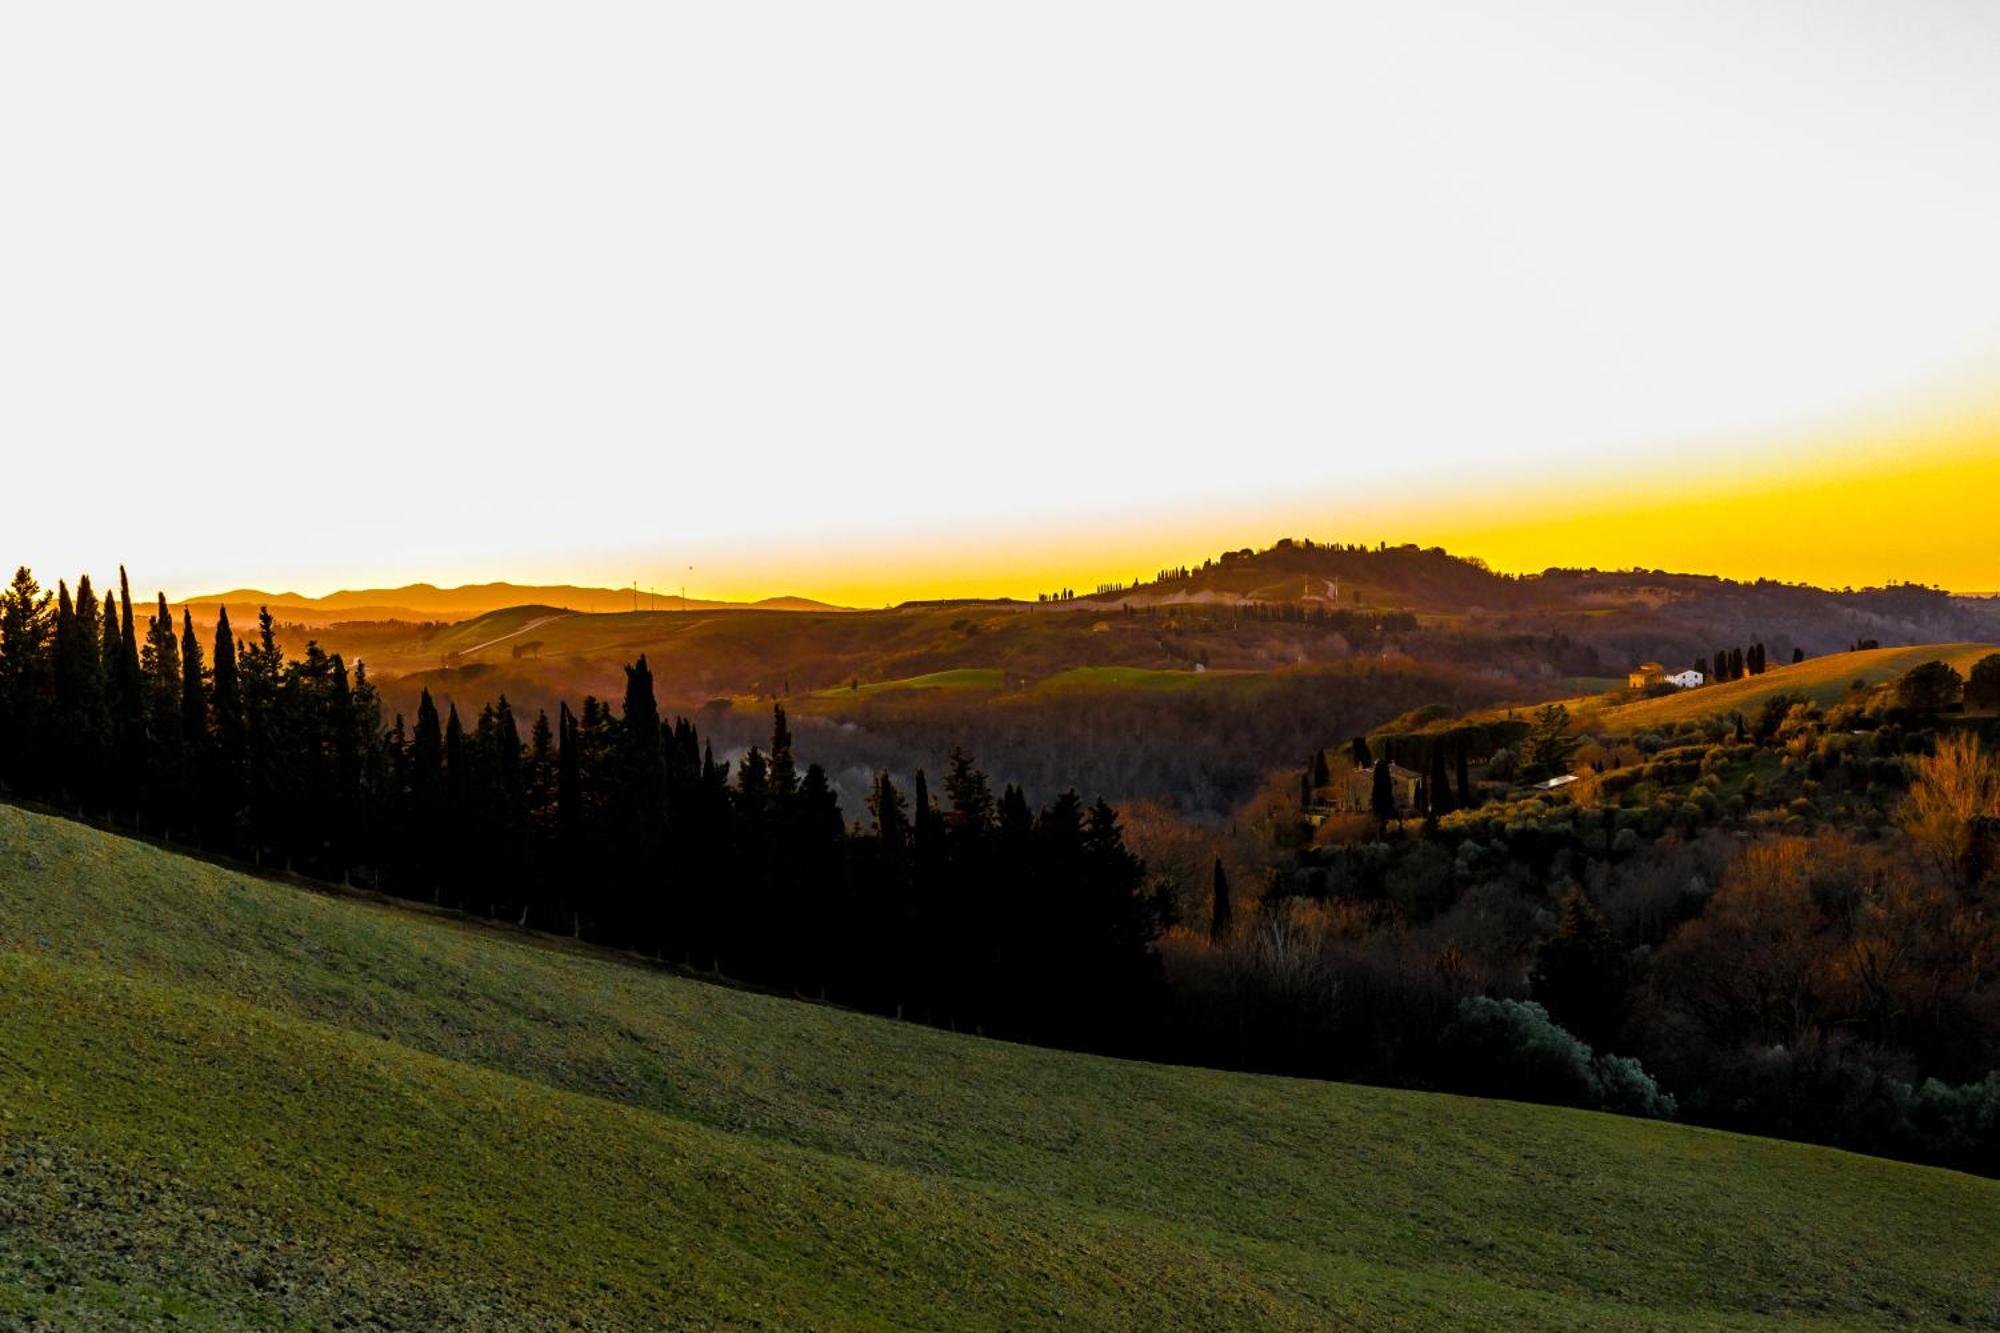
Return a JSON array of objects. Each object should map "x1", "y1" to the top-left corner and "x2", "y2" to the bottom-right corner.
[{"x1": 1, "y1": 802, "x2": 1996, "y2": 1328}]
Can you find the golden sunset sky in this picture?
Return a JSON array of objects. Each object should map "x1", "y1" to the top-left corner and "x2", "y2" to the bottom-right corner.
[{"x1": 5, "y1": 3, "x2": 1998, "y2": 604}]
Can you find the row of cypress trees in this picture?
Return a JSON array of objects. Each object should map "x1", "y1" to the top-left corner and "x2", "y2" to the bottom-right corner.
[{"x1": 0, "y1": 566, "x2": 1165, "y2": 1052}]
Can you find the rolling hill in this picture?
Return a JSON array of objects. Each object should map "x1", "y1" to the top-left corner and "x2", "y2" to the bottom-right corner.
[
  {"x1": 1535, "y1": 642, "x2": 2000, "y2": 733},
  {"x1": 3, "y1": 803, "x2": 1997, "y2": 1328},
  {"x1": 185, "y1": 581, "x2": 851, "y2": 625}
]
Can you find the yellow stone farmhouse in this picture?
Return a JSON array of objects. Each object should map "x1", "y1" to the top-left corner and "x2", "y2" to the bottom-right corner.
[{"x1": 1628, "y1": 661, "x2": 1667, "y2": 689}]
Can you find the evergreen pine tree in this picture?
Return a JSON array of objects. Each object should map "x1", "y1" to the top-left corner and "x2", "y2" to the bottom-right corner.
[
  {"x1": 1529, "y1": 888, "x2": 1628, "y2": 1051},
  {"x1": 110, "y1": 568, "x2": 146, "y2": 818},
  {"x1": 410, "y1": 687, "x2": 445, "y2": 900},
  {"x1": 310, "y1": 653, "x2": 353, "y2": 879},
  {"x1": 870, "y1": 771, "x2": 908, "y2": 851},
  {"x1": 141, "y1": 593, "x2": 183, "y2": 834},
  {"x1": 1209, "y1": 857, "x2": 1231, "y2": 942},
  {"x1": 0, "y1": 567, "x2": 54, "y2": 795},
  {"x1": 208, "y1": 608, "x2": 247, "y2": 851},
  {"x1": 615, "y1": 655, "x2": 668, "y2": 940},
  {"x1": 99, "y1": 588, "x2": 136, "y2": 819},
  {"x1": 767, "y1": 703, "x2": 798, "y2": 803},
  {"x1": 523, "y1": 708, "x2": 557, "y2": 927},
  {"x1": 486, "y1": 695, "x2": 526, "y2": 919},
  {"x1": 443, "y1": 701, "x2": 468, "y2": 907},
  {"x1": 179, "y1": 609, "x2": 209, "y2": 842},
  {"x1": 53, "y1": 577, "x2": 110, "y2": 811},
  {"x1": 555, "y1": 701, "x2": 584, "y2": 934}
]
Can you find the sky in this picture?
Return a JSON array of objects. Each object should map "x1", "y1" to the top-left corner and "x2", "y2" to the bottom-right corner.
[{"x1": 4, "y1": 2, "x2": 1999, "y2": 604}]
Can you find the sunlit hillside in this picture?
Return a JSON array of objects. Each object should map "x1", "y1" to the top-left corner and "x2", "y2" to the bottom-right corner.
[{"x1": 1546, "y1": 643, "x2": 2000, "y2": 733}]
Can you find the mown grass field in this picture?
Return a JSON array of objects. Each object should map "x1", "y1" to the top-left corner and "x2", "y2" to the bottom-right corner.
[
  {"x1": 1034, "y1": 665, "x2": 1252, "y2": 693},
  {"x1": 3, "y1": 803, "x2": 1997, "y2": 1328},
  {"x1": 1537, "y1": 643, "x2": 2000, "y2": 733},
  {"x1": 806, "y1": 667, "x2": 1010, "y2": 698}
]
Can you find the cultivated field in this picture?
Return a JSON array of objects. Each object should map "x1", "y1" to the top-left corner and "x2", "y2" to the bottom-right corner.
[{"x1": 1556, "y1": 643, "x2": 2000, "y2": 733}]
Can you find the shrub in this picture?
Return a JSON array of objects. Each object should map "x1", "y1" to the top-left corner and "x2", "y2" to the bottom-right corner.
[
  {"x1": 1594, "y1": 1053, "x2": 1679, "y2": 1119},
  {"x1": 1901, "y1": 1073, "x2": 2000, "y2": 1177},
  {"x1": 1437, "y1": 997, "x2": 1675, "y2": 1119},
  {"x1": 1968, "y1": 655, "x2": 2000, "y2": 711},
  {"x1": 1897, "y1": 661, "x2": 1963, "y2": 714}
]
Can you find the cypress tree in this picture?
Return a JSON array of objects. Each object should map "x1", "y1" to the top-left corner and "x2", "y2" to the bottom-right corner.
[
  {"x1": 616, "y1": 655, "x2": 667, "y2": 928},
  {"x1": 1370, "y1": 756, "x2": 1396, "y2": 824},
  {"x1": 1209, "y1": 857, "x2": 1231, "y2": 942},
  {"x1": 524, "y1": 708, "x2": 556, "y2": 927},
  {"x1": 112, "y1": 568, "x2": 145, "y2": 815},
  {"x1": 410, "y1": 687, "x2": 444, "y2": 900},
  {"x1": 911, "y1": 769, "x2": 936, "y2": 842},
  {"x1": 117, "y1": 569, "x2": 142, "y2": 706},
  {"x1": 53, "y1": 577, "x2": 110, "y2": 811},
  {"x1": 100, "y1": 588, "x2": 136, "y2": 820},
  {"x1": 179, "y1": 609, "x2": 209, "y2": 843},
  {"x1": 870, "y1": 771, "x2": 908, "y2": 852},
  {"x1": 179, "y1": 610, "x2": 206, "y2": 749},
  {"x1": 327, "y1": 654, "x2": 358, "y2": 881},
  {"x1": 350, "y1": 661, "x2": 388, "y2": 882},
  {"x1": 443, "y1": 701, "x2": 468, "y2": 907},
  {"x1": 1428, "y1": 743, "x2": 1454, "y2": 817},
  {"x1": 767, "y1": 703, "x2": 798, "y2": 803},
  {"x1": 1455, "y1": 741, "x2": 1473, "y2": 810},
  {"x1": 942, "y1": 746, "x2": 995, "y2": 838},
  {"x1": 141, "y1": 593, "x2": 182, "y2": 834},
  {"x1": 555, "y1": 701, "x2": 582, "y2": 933},
  {"x1": 208, "y1": 608, "x2": 247, "y2": 851},
  {"x1": 1350, "y1": 736, "x2": 1371, "y2": 769}
]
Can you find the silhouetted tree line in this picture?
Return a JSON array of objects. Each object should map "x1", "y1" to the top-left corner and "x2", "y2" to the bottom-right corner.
[
  {"x1": 1703, "y1": 642, "x2": 1771, "y2": 683},
  {"x1": 0, "y1": 567, "x2": 1164, "y2": 1052}
]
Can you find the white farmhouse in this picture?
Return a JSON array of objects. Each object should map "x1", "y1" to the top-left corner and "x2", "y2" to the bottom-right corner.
[{"x1": 1665, "y1": 669, "x2": 1704, "y2": 689}]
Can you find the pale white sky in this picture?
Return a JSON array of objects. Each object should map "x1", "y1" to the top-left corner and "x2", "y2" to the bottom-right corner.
[{"x1": 4, "y1": 2, "x2": 1998, "y2": 597}]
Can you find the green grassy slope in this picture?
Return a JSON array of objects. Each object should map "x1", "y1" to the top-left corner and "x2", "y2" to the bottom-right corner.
[{"x1": 2, "y1": 805, "x2": 1997, "y2": 1329}]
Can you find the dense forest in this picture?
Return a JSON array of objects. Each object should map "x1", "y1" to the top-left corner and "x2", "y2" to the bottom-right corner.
[
  {"x1": 1143, "y1": 664, "x2": 2000, "y2": 1177},
  {"x1": 0, "y1": 568, "x2": 1162, "y2": 1052},
  {"x1": 4, "y1": 564, "x2": 1998, "y2": 1177}
]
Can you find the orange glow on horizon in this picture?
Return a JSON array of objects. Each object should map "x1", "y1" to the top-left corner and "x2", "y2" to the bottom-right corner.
[
  {"x1": 159, "y1": 401, "x2": 2000, "y2": 609},
  {"x1": 649, "y1": 402, "x2": 2000, "y2": 606}
]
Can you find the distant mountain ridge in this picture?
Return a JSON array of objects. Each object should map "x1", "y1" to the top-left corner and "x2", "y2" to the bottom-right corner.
[
  {"x1": 186, "y1": 581, "x2": 851, "y2": 623},
  {"x1": 1075, "y1": 539, "x2": 2000, "y2": 659}
]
